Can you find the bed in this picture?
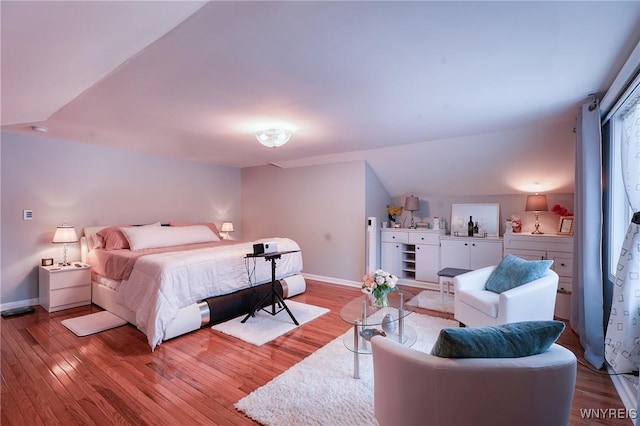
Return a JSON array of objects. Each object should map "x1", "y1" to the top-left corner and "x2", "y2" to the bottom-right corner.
[{"x1": 80, "y1": 223, "x2": 305, "y2": 350}]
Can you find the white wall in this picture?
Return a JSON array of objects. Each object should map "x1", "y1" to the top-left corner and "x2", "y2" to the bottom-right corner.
[
  {"x1": 241, "y1": 161, "x2": 370, "y2": 283},
  {"x1": 1, "y1": 132, "x2": 241, "y2": 306}
]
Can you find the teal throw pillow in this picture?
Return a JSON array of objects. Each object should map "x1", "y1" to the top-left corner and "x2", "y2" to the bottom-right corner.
[
  {"x1": 430, "y1": 320, "x2": 565, "y2": 358},
  {"x1": 484, "y1": 254, "x2": 553, "y2": 294}
]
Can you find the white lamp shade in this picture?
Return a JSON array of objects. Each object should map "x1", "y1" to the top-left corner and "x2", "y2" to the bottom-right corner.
[
  {"x1": 52, "y1": 225, "x2": 78, "y2": 243},
  {"x1": 220, "y1": 222, "x2": 234, "y2": 233},
  {"x1": 404, "y1": 195, "x2": 420, "y2": 212},
  {"x1": 255, "y1": 129, "x2": 292, "y2": 148},
  {"x1": 525, "y1": 194, "x2": 549, "y2": 212}
]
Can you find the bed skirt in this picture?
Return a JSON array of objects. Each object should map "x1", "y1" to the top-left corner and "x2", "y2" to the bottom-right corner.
[{"x1": 91, "y1": 273, "x2": 306, "y2": 342}]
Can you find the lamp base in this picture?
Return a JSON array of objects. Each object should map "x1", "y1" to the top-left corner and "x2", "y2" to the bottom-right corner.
[
  {"x1": 531, "y1": 214, "x2": 544, "y2": 234},
  {"x1": 531, "y1": 221, "x2": 544, "y2": 234}
]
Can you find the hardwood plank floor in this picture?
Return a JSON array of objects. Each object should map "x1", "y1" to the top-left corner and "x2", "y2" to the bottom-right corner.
[{"x1": 1, "y1": 280, "x2": 632, "y2": 425}]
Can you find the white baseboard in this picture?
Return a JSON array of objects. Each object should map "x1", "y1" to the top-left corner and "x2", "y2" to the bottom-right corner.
[
  {"x1": 608, "y1": 364, "x2": 638, "y2": 422},
  {"x1": 302, "y1": 273, "x2": 361, "y2": 288},
  {"x1": 301, "y1": 274, "x2": 442, "y2": 293},
  {"x1": 0, "y1": 298, "x2": 40, "y2": 312}
]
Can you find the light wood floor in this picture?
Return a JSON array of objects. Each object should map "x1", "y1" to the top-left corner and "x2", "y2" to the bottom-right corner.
[{"x1": 1, "y1": 280, "x2": 631, "y2": 425}]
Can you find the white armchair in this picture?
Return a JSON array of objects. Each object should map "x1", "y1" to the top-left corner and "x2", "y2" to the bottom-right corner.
[
  {"x1": 454, "y1": 265, "x2": 559, "y2": 327},
  {"x1": 371, "y1": 336, "x2": 577, "y2": 426}
]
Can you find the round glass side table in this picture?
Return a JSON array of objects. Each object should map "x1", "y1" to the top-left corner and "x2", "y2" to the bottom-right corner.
[{"x1": 339, "y1": 289, "x2": 417, "y2": 379}]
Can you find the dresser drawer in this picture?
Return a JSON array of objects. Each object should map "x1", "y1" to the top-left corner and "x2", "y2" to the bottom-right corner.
[
  {"x1": 381, "y1": 231, "x2": 409, "y2": 244},
  {"x1": 549, "y1": 254, "x2": 573, "y2": 278},
  {"x1": 408, "y1": 232, "x2": 440, "y2": 245},
  {"x1": 558, "y1": 277, "x2": 572, "y2": 293},
  {"x1": 50, "y1": 286, "x2": 91, "y2": 309},
  {"x1": 48, "y1": 268, "x2": 91, "y2": 290}
]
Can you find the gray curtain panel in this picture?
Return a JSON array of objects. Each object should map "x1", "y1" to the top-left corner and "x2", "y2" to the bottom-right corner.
[{"x1": 571, "y1": 98, "x2": 605, "y2": 369}]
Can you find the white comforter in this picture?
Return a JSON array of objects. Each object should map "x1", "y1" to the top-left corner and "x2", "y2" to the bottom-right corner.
[{"x1": 116, "y1": 237, "x2": 302, "y2": 349}]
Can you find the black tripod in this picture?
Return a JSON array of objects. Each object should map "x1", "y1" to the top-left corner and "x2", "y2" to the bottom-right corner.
[{"x1": 241, "y1": 250, "x2": 299, "y2": 325}]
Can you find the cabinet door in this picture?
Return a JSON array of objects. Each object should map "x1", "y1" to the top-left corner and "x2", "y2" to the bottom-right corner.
[
  {"x1": 415, "y1": 244, "x2": 439, "y2": 282},
  {"x1": 469, "y1": 241, "x2": 503, "y2": 269},
  {"x1": 381, "y1": 242, "x2": 403, "y2": 277},
  {"x1": 440, "y1": 240, "x2": 470, "y2": 269}
]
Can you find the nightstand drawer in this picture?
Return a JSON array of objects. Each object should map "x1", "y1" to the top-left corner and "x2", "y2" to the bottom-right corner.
[
  {"x1": 49, "y1": 269, "x2": 90, "y2": 290},
  {"x1": 50, "y1": 286, "x2": 91, "y2": 309}
]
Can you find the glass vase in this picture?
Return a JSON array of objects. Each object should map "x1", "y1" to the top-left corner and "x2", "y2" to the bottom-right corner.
[{"x1": 373, "y1": 292, "x2": 389, "y2": 308}]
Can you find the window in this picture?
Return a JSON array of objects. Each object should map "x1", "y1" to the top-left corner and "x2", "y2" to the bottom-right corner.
[{"x1": 606, "y1": 83, "x2": 638, "y2": 280}]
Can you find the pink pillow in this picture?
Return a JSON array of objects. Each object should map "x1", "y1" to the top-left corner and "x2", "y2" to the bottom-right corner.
[
  {"x1": 170, "y1": 221, "x2": 222, "y2": 239},
  {"x1": 96, "y1": 226, "x2": 130, "y2": 250}
]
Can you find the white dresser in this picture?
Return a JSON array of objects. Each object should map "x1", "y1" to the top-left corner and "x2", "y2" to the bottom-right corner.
[
  {"x1": 439, "y1": 236, "x2": 503, "y2": 270},
  {"x1": 503, "y1": 233, "x2": 573, "y2": 319},
  {"x1": 381, "y1": 229, "x2": 446, "y2": 288}
]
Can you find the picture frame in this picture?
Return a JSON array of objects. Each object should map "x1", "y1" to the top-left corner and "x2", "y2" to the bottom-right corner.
[{"x1": 557, "y1": 216, "x2": 574, "y2": 236}]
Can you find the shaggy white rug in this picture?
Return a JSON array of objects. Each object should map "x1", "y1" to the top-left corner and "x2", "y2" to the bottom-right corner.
[
  {"x1": 235, "y1": 313, "x2": 458, "y2": 425},
  {"x1": 407, "y1": 289, "x2": 454, "y2": 313},
  {"x1": 211, "y1": 300, "x2": 329, "y2": 346}
]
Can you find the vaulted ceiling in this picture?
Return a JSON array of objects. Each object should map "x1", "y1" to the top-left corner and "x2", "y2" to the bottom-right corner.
[{"x1": 2, "y1": 1, "x2": 640, "y2": 196}]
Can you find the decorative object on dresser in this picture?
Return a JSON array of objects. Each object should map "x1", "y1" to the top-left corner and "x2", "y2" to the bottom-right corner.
[
  {"x1": 386, "y1": 204, "x2": 403, "y2": 227},
  {"x1": 220, "y1": 221, "x2": 234, "y2": 239},
  {"x1": 503, "y1": 233, "x2": 574, "y2": 319},
  {"x1": 404, "y1": 195, "x2": 420, "y2": 229},
  {"x1": 451, "y1": 203, "x2": 500, "y2": 237},
  {"x1": 39, "y1": 263, "x2": 91, "y2": 312},
  {"x1": 52, "y1": 224, "x2": 79, "y2": 266},
  {"x1": 557, "y1": 216, "x2": 574, "y2": 236},
  {"x1": 525, "y1": 194, "x2": 549, "y2": 234},
  {"x1": 510, "y1": 215, "x2": 522, "y2": 233}
]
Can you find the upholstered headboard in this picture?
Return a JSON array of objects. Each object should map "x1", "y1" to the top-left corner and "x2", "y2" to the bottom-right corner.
[{"x1": 80, "y1": 226, "x2": 110, "y2": 263}]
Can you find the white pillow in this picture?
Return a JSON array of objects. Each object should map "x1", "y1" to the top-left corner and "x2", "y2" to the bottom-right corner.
[
  {"x1": 83, "y1": 222, "x2": 161, "y2": 250},
  {"x1": 120, "y1": 225, "x2": 220, "y2": 251}
]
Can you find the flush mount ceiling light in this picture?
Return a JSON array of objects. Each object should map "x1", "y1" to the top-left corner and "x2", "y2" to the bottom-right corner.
[{"x1": 254, "y1": 128, "x2": 292, "y2": 148}]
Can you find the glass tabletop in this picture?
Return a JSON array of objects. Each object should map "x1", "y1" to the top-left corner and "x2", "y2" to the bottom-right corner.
[{"x1": 339, "y1": 289, "x2": 416, "y2": 326}]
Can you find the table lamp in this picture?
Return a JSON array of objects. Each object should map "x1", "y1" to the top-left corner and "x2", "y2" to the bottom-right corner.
[
  {"x1": 52, "y1": 224, "x2": 78, "y2": 266},
  {"x1": 405, "y1": 195, "x2": 420, "y2": 229},
  {"x1": 220, "y1": 221, "x2": 234, "y2": 240},
  {"x1": 525, "y1": 194, "x2": 548, "y2": 234}
]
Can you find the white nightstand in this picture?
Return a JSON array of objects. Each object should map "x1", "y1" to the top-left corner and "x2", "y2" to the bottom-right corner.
[{"x1": 39, "y1": 263, "x2": 91, "y2": 312}]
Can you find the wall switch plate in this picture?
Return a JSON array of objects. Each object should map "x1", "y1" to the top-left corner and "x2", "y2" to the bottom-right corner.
[{"x1": 23, "y1": 209, "x2": 33, "y2": 220}]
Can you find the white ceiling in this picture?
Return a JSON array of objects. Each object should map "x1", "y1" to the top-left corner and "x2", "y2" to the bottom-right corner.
[{"x1": 2, "y1": 1, "x2": 640, "y2": 196}]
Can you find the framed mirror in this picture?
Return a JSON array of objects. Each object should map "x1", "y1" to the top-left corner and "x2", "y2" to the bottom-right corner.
[
  {"x1": 557, "y1": 216, "x2": 574, "y2": 236},
  {"x1": 451, "y1": 203, "x2": 500, "y2": 237}
]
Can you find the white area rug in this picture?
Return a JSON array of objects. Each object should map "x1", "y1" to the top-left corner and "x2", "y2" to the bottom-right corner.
[
  {"x1": 407, "y1": 289, "x2": 454, "y2": 313},
  {"x1": 212, "y1": 300, "x2": 329, "y2": 346},
  {"x1": 61, "y1": 311, "x2": 127, "y2": 336},
  {"x1": 235, "y1": 313, "x2": 458, "y2": 425}
]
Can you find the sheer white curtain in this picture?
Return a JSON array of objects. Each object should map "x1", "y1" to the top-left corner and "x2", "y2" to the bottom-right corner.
[
  {"x1": 572, "y1": 98, "x2": 605, "y2": 369},
  {"x1": 605, "y1": 97, "x2": 640, "y2": 374}
]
